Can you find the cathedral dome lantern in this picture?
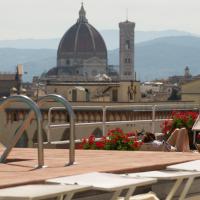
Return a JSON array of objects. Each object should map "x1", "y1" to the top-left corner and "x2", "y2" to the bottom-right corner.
[
  {"x1": 78, "y1": 3, "x2": 87, "y2": 23},
  {"x1": 56, "y1": 3, "x2": 107, "y2": 78}
]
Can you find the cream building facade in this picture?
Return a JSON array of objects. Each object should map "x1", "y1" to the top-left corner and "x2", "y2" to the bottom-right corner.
[
  {"x1": 181, "y1": 79, "x2": 200, "y2": 104},
  {"x1": 46, "y1": 80, "x2": 140, "y2": 102},
  {"x1": 0, "y1": 64, "x2": 23, "y2": 98}
]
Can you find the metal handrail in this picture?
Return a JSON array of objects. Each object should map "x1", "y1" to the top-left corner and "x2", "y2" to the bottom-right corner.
[
  {"x1": 46, "y1": 103, "x2": 199, "y2": 137},
  {"x1": 0, "y1": 95, "x2": 44, "y2": 168},
  {"x1": 38, "y1": 94, "x2": 75, "y2": 166}
]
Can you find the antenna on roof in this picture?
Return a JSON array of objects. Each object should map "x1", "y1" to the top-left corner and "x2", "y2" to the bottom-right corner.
[{"x1": 126, "y1": 8, "x2": 129, "y2": 21}]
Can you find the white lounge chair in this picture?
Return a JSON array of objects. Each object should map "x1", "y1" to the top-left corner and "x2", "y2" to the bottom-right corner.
[
  {"x1": 167, "y1": 160, "x2": 200, "y2": 172},
  {"x1": 47, "y1": 172, "x2": 157, "y2": 200},
  {"x1": 118, "y1": 192, "x2": 159, "y2": 200},
  {"x1": 167, "y1": 160, "x2": 200, "y2": 199},
  {"x1": 124, "y1": 170, "x2": 200, "y2": 200},
  {"x1": 0, "y1": 184, "x2": 91, "y2": 200}
]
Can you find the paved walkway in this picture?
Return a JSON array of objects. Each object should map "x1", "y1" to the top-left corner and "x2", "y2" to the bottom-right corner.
[{"x1": 0, "y1": 148, "x2": 200, "y2": 188}]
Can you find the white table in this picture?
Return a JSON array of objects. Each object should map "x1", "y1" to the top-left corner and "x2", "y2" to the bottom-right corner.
[
  {"x1": 47, "y1": 172, "x2": 157, "y2": 200},
  {"x1": 125, "y1": 170, "x2": 200, "y2": 200},
  {"x1": 0, "y1": 184, "x2": 91, "y2": 200}
]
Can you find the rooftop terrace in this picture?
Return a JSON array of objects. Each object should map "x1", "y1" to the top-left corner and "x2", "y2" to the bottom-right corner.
[{"x1": 1, "y1": 148, "x2": 200, "y2": 189}]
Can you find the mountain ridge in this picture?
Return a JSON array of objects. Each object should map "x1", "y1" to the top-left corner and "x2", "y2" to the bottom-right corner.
[
  {"x1": 0, "y1": 29, "x2": 195, "y2": 50},
  {"x1": 1, "y1": 35, "x2": 200, "y2": 82}
]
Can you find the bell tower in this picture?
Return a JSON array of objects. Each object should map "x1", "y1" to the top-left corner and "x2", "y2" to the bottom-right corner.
[{"x1": 119, "y1": 20, "x2": 135, "y2": 80}]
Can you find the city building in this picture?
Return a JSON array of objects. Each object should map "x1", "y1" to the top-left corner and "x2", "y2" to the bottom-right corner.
[
  {"x1": 41, "y1": 4, "x2": 140, "y2": 103},
  {"x1": 181, "y1": 79, "x2": 200, "y2": 104},
  {"x1": 119, "y1": 20, "x2": 135, "y2": 80},
  {"x1": 140, "y1": 81, "x2": 175, "y2": 102},
  {"x1": 168, "y1": 66, "x2": 193, "y2": 84},
  {"x1": 0, "y1": 64, "x2": 23, "y2": 98},
  {"x1": 47, "y1": 3, "x2": 108, "y2": 81}
]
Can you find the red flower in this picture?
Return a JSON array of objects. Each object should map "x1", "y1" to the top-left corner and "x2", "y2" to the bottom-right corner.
[
  {"x1": 88, "y1": 135, "x2": 95, "y2": 145},
  {"x1": 80, "y1": 128, "x2": 143, "y2": 151},
  {"x1": 161, "y1": 111, "x2": 198, "y2": 135},
  {"x1": 126, "y1": 132, "x2": 136, "y2": 137},
  {"x1": 95, "y1": 141, "x2": 105, "y2": 149},
  {"x1": 197, "y1": 133, "x2": 200, "y2": 140}
]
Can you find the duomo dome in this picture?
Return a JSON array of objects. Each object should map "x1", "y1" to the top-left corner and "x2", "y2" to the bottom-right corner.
[
  {"x1": 57, "y1": 6, "x2": 107, "y2": 61},
  {"x1": 54, "y1": 4, "x2": 107, "y2": 79}
]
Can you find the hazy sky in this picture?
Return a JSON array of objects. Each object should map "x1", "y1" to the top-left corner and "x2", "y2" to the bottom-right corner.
[{"x1": 0, "y1": 0, "x2": 200, "y2": 39}]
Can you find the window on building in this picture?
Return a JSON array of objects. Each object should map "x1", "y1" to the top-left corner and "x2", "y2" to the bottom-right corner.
[
  {"x1": 125, "y1": 40, "x2": 130, "y2": 50},
  {"x1": 66, "y1": 60, "x2": 70, "y2": 65},
  {"x1": 72, "y1": 89, "x2": 77, "y2": 102},
  {"x1": 125, "y1": 58, "x2": 131, "y2": 64},
  {"x1": 85, "y1": 89, "x2": 90, "y2": 102},
  {"x1": 112, "y1": 89, "x2": 118, "y2": 102},
  {"x1": 129, "y1": 87, "x2": 133, "y2": 100},
  {"x1": 92, "y1": 70, "x2": 97, "y2": 76}
]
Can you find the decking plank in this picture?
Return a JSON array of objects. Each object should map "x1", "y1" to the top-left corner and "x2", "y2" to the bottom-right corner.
[{"x1": 0, "y1": 148, "x2": 200, "y2": 188}]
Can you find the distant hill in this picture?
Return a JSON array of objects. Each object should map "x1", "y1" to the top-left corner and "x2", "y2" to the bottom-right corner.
[
  {"x1": 1, "y1": 35, "x2": 200, "y2": 81},
  {"x1": 102, "y1": 29, "x2": 193, "y2": 50},
  {"x1": 0, "y1": 30, "x2": 193, "y2": 50},
  {"x1": 0, "y1": 48, "x2": 56, "y2": 81},
  {"x1": 0, "y1": 39, "x2": 59, "y2": 50},
  {"x1": 109, "y1": 36, "x2": 200, "y2": 80}
]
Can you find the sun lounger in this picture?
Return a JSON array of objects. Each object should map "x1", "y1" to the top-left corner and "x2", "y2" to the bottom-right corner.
[
  {"x1": 166, "y1": 160, "x2": 200, "y2": 199},
  {"x1": 0, "y1": 184, "x2": 91, "y2": 200},
  {"x1": 118, "y1": 192, "x2": 159, "y2": 200},
  {"x1": 167, "y1": 160, "x2": 200, "y2": 200},
  {"x1": 167, "y1": 160, "x2": 200, "y2": 171},
  {"x1": 123, "y1": 170, "x2": 200, "y2": 200},
  {"x1": 47, "y1": 172, "x2": 157, "y2": 200}
]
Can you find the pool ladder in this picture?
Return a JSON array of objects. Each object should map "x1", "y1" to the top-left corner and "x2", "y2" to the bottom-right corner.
[{"x1": 0, "y1": 94, "x2": 76, "y2": 168}]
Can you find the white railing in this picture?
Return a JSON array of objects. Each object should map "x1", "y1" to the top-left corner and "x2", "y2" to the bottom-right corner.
[{"x1": 46, "y1": 103, "x2": 200, "y2": 143}]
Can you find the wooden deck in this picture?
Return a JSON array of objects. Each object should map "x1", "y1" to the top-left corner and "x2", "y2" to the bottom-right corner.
[{"x1": 1, "y1": 148, "x2": 200, "y2": 189}]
